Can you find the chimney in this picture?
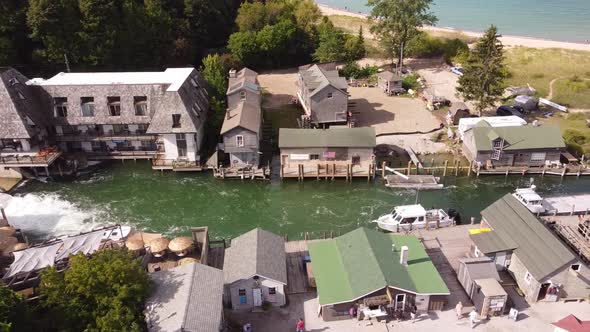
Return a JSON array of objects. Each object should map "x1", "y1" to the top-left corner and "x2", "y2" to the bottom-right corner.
[
  {"x1": 400, "y1": 246, "x2": 409, "y2": 266},
  {"x1": 229, "y1": 69, "x2": 237, "y2": 78}
]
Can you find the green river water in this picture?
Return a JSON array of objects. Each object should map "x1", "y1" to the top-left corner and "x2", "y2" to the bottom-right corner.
[{"x1": 6, "y1": 161, "x2": 590, "y2": 241}]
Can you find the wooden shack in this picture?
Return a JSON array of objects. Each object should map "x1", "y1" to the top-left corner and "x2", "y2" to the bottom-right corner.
[
  {"x1": 377, "y1": 71, "x2": 404, "y2": 95},
  {"x1": 457, "y1": 257, "x2": 507, "y2": 318}
]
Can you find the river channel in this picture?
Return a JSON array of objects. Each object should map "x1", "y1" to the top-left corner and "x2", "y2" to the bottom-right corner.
[{"x1": 6, "y1": 161, "x2": 590, "y2": 241}]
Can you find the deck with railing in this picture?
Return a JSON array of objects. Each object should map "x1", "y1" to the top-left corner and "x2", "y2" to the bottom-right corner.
[
  {"x1": 55, "y1": 130, "x2": 157, "y2": 141},
  {"x1": 0, "y1": 151, "x2": 62, "y2": 167},
  {"x1": 152, "y1": 158, "x2": 203, "y2": 171}
]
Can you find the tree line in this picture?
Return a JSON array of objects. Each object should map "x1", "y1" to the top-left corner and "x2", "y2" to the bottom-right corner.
[{"x1": 0, "y1": 0, "x2": 242, "y2": 76}]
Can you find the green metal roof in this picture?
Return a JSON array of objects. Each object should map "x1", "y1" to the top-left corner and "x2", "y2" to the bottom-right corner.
[
  {"x1": 278, "y1": 127, "x2": 376, "y2": 149},
  {"x1": 471, "y1": 125, "x2": 565, "y2": 151},
  {"x1": 308, "y1": 228, "x2": 450, "y2": 306},
  {"x1": 481, "y1": 194, "x2": 575, "y2": 281}
]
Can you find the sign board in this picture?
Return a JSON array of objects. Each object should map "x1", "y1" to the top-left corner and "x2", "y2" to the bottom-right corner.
[
  {"x1": 290, "y1": 154, "x2": 309, "y2": 160},
  {"x1": 323, "y1": 151, "x2": 336, "y2": 158}
]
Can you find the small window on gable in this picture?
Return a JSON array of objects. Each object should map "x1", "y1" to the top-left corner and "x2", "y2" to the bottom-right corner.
[
  {"x1": 327, "y1": 92, "x2": 333, "y2": 99},
  {"x1": 524, "y1": 271, "x2": 532, "y2": 284},
  {"x1": 236, "y1": 135, "x2": 244, "y2": 147},
  {"x1": 54, "y1": 97, "x2": 68, "y2": 117},
  {"x1": 571, "y1": 264, "x2": 581, "y2": 272},
  {"x1": 268, "y1": 287, "x2": 276, "y2": 295},
  {"x1": 172, "y1": 114, "x2": 181, "y2": 128},
  {"x1": 9, "y1": 78, "x2": 19, "y2": 86},
  {"x1": 492, "y1": 138, "x2": 503, "y2": 148},
  {"x1": 240, "y1": 91, "x2": 246, "y2": 100},
  {"x1": 238, "y1": 289, "x2": 246, "y2": 296}
]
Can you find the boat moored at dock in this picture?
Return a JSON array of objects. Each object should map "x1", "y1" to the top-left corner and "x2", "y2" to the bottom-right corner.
[
  {"x1": 512, "y1": 186, "x2": 590, "y2": 215},
  {"x1": 372, "y1": 204, "x2": 455, "y2": 232}
]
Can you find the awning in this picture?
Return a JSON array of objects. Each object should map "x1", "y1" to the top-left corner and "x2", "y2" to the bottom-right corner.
[
  {"x1": 3, "y1": 243, "x2": 62, "y2": 279},
  {"x1": 561, "y1": 152, "x2": 578, "y2": 162},
  {"x1": 55, "y1": 231, "x2": 103, "y2": 261}
]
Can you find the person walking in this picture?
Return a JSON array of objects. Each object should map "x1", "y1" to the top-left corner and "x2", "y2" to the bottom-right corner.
[
  {"x1": 455, "y1": 301, "x2": 464, "y2": 320},
  {"x1": 469, "y1": 309, "x2": 478, "y2": 329},
  {"x1": 410, "y1": 304, "x2": 418, "y2": 323},
  {"x1": 296, "y1": 318, "x2": 305, "y2": 332}
]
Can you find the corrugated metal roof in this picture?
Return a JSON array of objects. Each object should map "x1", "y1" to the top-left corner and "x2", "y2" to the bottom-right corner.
[
  {"x1": 481, "y1": 194, "x2": 576, "y2": 280},
  {"x1": 471, "y1": 125, "x2": 565, "y2": 151},
  {"x1": 279, "y1": 127, "x2": 376, "y2": 148}
]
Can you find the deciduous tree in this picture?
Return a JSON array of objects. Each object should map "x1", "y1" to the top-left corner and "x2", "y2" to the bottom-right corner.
[
  {"x1": 0, "y1": 286, "x2": 32, "y2": 332},
  {"x1": 456, "y1": 25, "x2": 507, "y2": 115},
  {"x1": 40, "y1": 249, "x2": 150, "y2": 332},
  {"x1": 368, "y1": 0, "x2": 437, "y2": 69}
]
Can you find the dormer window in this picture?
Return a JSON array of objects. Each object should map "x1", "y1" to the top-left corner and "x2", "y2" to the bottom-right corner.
[
  {"x1": 240, "y1": 91, "x2": 246, "y2": 101},
  {"x1": 492, "y1": 138, "x2": 503, "y2": 149},
  {"x1": 172, "y1": 114, "x2": 181, "y2": 128},
  {"x1": 17, "y1": 91, "x2": 26, "y2": 100},
  {"x1": 190, "y1": 78, "x2": 199, "y2": 88},
  {"x1": 9, "y1": 78, "x2": 19, "y2": 86},
  {"x1": 108, "y1": 96, "x2": 121, "y2": 116},
  {"x1": 134, "y1": 96, "x2": 147, "y2": 116},
  {"x1": 81, "y1": 97, "x2": 95, "y2": 117},
  {"x1": 54, "y1": 97, "x2": 68, "y2": 117}
]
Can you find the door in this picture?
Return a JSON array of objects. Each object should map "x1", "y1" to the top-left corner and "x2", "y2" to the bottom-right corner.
[
  {"x1": 395, "y1": 294, "x2": 406, "y2": 311},
  {"x1": 253, "y1": 288, "x2": 263, "y2": 307},
  {"x1": 281, "y1": 155, "x2": 288, "y2": 167}
]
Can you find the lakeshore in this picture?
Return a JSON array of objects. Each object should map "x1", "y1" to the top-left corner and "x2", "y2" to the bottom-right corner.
[{"x1": 317, "y1": 4, "x2": 590, "y2": 52}]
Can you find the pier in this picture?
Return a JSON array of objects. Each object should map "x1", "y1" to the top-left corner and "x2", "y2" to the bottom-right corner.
[{"x1": 543, "y1": 194, "x2": 590, "y2": 215}]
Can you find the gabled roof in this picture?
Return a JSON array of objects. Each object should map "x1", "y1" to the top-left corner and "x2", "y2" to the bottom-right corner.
[
  {"x1": 551, "y1": 314, "x2": 590, "y2": 332},
  {"x1": 227, "y1": 67, "x2": 260, "y2": 96},
  {"x1": 0, "y1": 68, "x2": 48, "y2": 139},
  {"x1": 147, "y1": 263, "x2": 223, "y2": 332},
  {"x1": 377, "y1": 70, "x2": 400, "y2": 81},
  {"x1": 459, "y1": 257, "x2": 501, "y2": 281},
  {"x1": 470, "y1": 231, "x2": 517, "y2": 254},
  {"x1": 299, "y1": 64, "x2": 348, "y2": 97},
  {"x1": 470, "y1": 125, "x2": 565, "y2": 151},
  {"x1": 223, "y1": 228, "x2": 287, "y2": 285},
  {"x1": 279, "y1": 127, "x2": 376, "y2": 149},
  {"x1": 481, "y1": 194, "x2": 576, "y2": 280},
  {"x1": 308, "y1": 228, "x2": 449, "y2": 305},
  {"x1": 220, "y1": 99, "x2": 261, "y2": 135}
]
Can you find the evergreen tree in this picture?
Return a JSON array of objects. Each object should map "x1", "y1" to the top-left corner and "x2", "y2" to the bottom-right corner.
[
  {"x1": 368, "y1": 0, "x2": 437, "y2": 69},
  {"x1": 456, "y1": 25, "x2": 507, "y2": 115},
  {"x1": 0, "y1": 0, "x2": 31, "y2": 66},
  {"x1": 313, "y1": 17, "x2": 345, "y2": 63}
]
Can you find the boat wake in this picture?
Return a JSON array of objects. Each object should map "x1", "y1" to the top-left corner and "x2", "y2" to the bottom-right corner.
[{"x1": 4, "y1": 193, "x2": 110, "y2": 240}]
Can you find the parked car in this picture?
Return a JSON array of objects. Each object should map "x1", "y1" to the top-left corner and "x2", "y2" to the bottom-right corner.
[
  {"x1": 451, "y1": 67, "x2": 464, "y2": 76},
  {"x1": 496, "y1": 105, "x2": 525, "y2": 118}
]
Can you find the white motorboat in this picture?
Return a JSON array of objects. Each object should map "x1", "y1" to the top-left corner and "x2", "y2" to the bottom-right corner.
[
  {"x1": 101, "y1": 225, "x2": 132, "y2": 242},
  {"x1": 512, "y1": 186, "x2": 545, "y2": 214},
  {"x1": 372, "y1": 204, "x2": 454, "y2": 233}
]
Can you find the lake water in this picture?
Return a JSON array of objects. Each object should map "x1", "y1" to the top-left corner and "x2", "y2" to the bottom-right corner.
[
  {"x1": 6, "y1": 161, "x2": 590, "y2": 241},
  {"x1": 317, "y1": 0, "x2": 590, "y2": 43}
]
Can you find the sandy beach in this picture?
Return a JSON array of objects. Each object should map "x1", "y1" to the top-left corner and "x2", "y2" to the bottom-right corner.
[{"x1": 318, "y1": 4, "x2": 590, "y2": 52}]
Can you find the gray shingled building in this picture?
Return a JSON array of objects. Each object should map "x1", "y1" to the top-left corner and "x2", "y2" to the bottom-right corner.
[
  {"x1": 146, "y1": 263, "x2": 224, "y2": 332},
  {"x1": 221, "y1": 68, "x2": 262, "y2": 168},
  {"x1": 297, "y1": 64, "x2": 348, "y2": 125},
  {"x1": 0, "y1": 67, "x2": 209, "y2": 173},
  {"x1": 223, "y1": 228, "x2": 287, "y2": 310},
  {"x1": 470, "y1": 194, "x2": 590, "y2": 303}
]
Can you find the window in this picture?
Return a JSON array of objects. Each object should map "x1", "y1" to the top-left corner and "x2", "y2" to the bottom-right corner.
[
  {"x1": 327, "y1": 92, "x2": 333, "y2": 99},
  {"x1": 268, "y1": 287, "x2": 276, "y2": 295},
  {"x1": 80, "y1": 97, "x2": 95, "y2": 117},
  {"x1": 112, "y1": 124, "x2": 128, "y2": 135},
  {"x1": 194, "y1": 101, "x2": 202, "y2": 113},
  {"x1": 134, "y1": 96, "x2": 147, "y2": 116},
  {"x1": 8, "y1": 78, "x2": 19, "y2": 86},
  {"x1": 492, "y1": 138, "x2": 503, "y2": 148},
  {"x1": 310, "y1": 154, "x2": 319, "y2": 160},
  {"x1": 172, "y1": 114, "x2": 181, "y2": 128},
  {"x1": 176, "y1": 133, "x2": 187, "y2": 157},
  {"x1": 136, "y1": 124, "x2": 148, "y2": 134},
  {"x1": 524, "y1": 271, "x2": 532, "y2": 284},
  {"x1": 54, "y1": 97, "x2": 68, "y2": 117},
  {"x1": 190, "y1": 78, "x2": 199, "y2": 88},
  {"x1": 492, "y1": 149, "x2": 501, "y2": 160},
  {"x1": 17, "y1": 91, "x2": 25, "y2": 100},
  {"x1": 240, "y1": 91, "x2": 246, "y2": 101},
  {"x1": 530, "y1": 152, "x2": 546, "y2": 162},
  {"x1": 238, "y1": 289, "x2": 246, "y2": 296},
  {"x1": 571, "y1": 264, "x2": 581, "y2": 272},
  {"x1": 108, "y1": 96, "x2": 121, "y2": 116},
  {"x1": 236, "y1": 135, "x2": 244, "y2": 147}
]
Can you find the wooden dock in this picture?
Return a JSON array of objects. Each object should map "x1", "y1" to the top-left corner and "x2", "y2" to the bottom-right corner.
[
  {"x1": 543, "y1": 194, "x2": 590, "y2": 215},
  {"x1": 284, "y1": 240, "x2": 316, "y2": 294},
  {"x1": 385, "y1": 174, "x2": 443, "y2": 189},
  {"x1": 280, "y1": 162, "x2": 376, "y2": 181},
  {"x1": 212, "y1": 166, "x2": 269, "y2": 180},
  {"x1": 554, "y1": 223, "x2": 590, "y2": 262}
]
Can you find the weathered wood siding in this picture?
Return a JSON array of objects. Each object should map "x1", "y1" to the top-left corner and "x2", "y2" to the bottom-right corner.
[
  {"x1": 310, "y1": 86, "x2": 348, "y2": 124},
  {"x1": 223, "y1": 128, "x2": 259, "y2": 153},
  {"x1": 280, "y1": 147, "x2": 373, "y2": 167},
  {"x1": 226, "y1": 276, "x2": 286, "y2": 310}
]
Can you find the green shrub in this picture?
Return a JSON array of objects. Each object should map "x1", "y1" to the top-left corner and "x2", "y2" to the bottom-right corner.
[
  {"x1": 567, "y1": 113, "x2": 588, "y2": 121},
  {"x1": 402, "y1": 74, "x2": 420, "y2": 91},
  {"x1": 567, "y1": 142, "x2": 584, "y2": 157},
  {"x1": 431, "y1": 131, "x2": 444, "y2": 142},
  {"x1": 406, "y1": 32, "x2": 469, "y2": 64},
  {"x1": 563, "y1": 129, "x2": 588, "y2": 145},
  {"x1": 338, "y1": 62, "x2": 378, "y2": 79}
]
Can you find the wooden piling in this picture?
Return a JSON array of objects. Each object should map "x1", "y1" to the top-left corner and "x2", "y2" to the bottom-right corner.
[
  {"x1": 542, "y1": 164, "x2": 546, "y2": 177},
  {"x1": 467, "y1": 161, "x2": 472, "y2": 176},
  {"x1": 332, "y1": 164, "x2": 335, "y2": 181},
  {"x1": 562, "y1": 167, "x2": 567, "y2": 177},
  {"x1": 317, "y1": 164, "x2": 320, "y2": 180},
  {"x1": 382, "y1": 161, "x2": 386, "y2": 178},
  {"x1": 443, "y1": 160, "x2": 448, "y2": 177},
  {"x1": 454, "y1": 161, "x2": 459, "y2": 176},
  {"x1": 407, "y1": 161, "x2": 412, "y2": 176}
]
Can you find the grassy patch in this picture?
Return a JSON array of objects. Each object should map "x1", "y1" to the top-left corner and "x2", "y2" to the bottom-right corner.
[
  {"x1": 328, "y1": 15, "x2": 374, "y2": 35},
  {"x1": 505, "y1": 47, "x2": 590, "y2": 107},
  {"x1": 538, "y1": 112, "x2": 590, "y2": 156},
  {"x1": 263, "y1": 104, "x2": 303, "y2": 132}
]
